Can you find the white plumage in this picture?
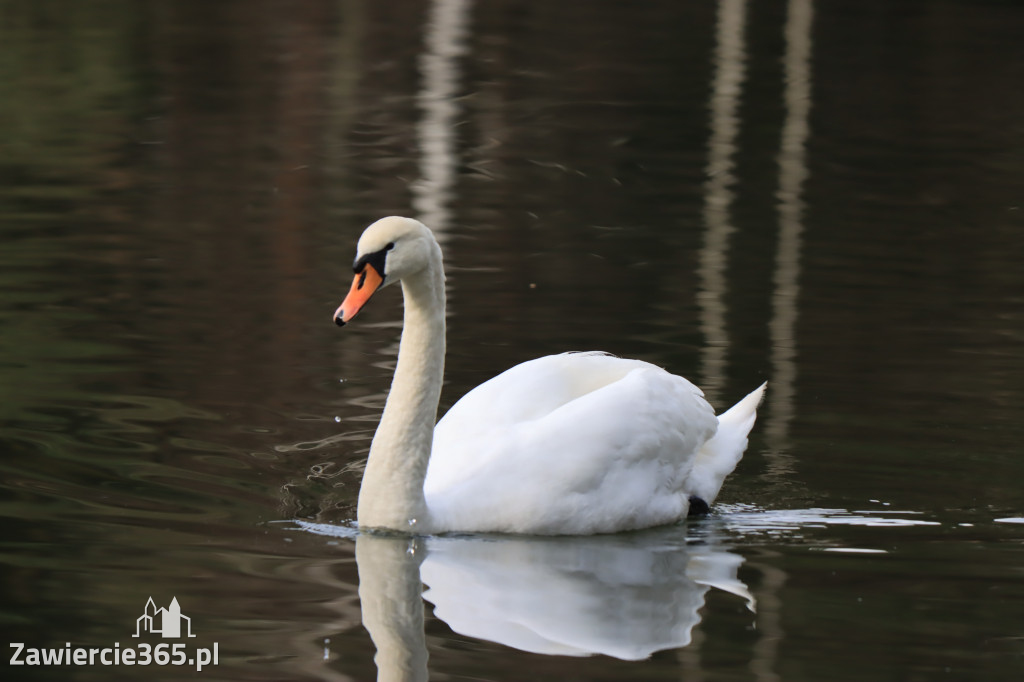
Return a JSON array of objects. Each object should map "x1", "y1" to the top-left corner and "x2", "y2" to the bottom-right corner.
[{"x1": 334, "y1": 217, "x2": 765, "y2": 535}]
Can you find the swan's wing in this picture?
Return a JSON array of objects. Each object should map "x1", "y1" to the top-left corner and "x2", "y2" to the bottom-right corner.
[
  {"x1": 429, "y1": 353, "x2": 655, "y2": 488},
  {"x1": 425, "y1": 353, "x2": 718, "y2": 534},
  {"x1": 437, "y1": 352, "x2": 648, "y2": 431}
]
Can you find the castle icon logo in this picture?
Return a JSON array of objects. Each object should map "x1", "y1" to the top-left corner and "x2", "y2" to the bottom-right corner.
[{"x1": 132, "y1": 597, "x2": 196, "y2": 638}]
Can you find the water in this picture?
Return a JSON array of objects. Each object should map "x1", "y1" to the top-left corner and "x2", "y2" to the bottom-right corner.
[{"x1": 2, "y1": 0, "x2": 1023, "y2": 679}]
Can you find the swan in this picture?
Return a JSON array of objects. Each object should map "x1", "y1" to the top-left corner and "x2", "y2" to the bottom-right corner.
[{"x1": 333, "y1": 216, "x2": 765, "y2": 535}]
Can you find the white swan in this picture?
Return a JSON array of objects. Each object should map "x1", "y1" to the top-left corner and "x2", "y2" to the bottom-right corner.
[{"x1": 334, "y1": 216, "x2": 765, "y2": 535}]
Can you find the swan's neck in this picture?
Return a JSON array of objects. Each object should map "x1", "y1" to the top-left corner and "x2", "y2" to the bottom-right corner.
[{"x1": 357, "y1": 260, "x2": 445, "y2": 532}]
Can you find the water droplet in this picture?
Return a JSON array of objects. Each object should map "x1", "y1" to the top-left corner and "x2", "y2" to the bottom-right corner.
[{"x1": 334, "y1": 416, "x2": 341, "y2": 423}]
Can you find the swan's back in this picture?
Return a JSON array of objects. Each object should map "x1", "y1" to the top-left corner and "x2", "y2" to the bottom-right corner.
[
  {"x1": 425, "y1": 353, "x2": 721, "y2": 534},
  {"x1": 438, "y1": 352, "x2": 667, "y2": 430}
]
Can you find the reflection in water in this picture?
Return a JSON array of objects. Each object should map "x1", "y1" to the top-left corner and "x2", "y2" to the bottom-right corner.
[
  {"x1": 413, "y1": 0, "x2": 472, "y2": 240},
  {"x1": 347, "y1": 528, "x2": 753, "y2": 680},
  {"x1": 422, "y1": 532, "x2": 753, "y2": 659},
  {"x1": 765, "y1": 0, "x2": 814, "y2": 468},
  {"x1": 297, "y1": 501, "x2": 951, "y2": 680},
  {"x1": 357, "y1": 534, "x2": 430, "y2": 682},
  {"x1": 753, "y1": 4, "x2": 815, "y2": 677},
  {"x1": 749, "y1": 552, "x2": 786, "y2": 682},
  {"x1": 698, "y1": 0, "x2": 748, "y2": 405}
]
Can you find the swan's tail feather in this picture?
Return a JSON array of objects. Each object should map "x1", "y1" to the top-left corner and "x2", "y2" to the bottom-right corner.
[{"x1": 690, "y1": 382, "x2": 767, "y2": 505}]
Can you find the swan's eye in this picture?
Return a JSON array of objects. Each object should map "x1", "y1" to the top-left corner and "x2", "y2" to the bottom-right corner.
[{"x1": 353, "y1": 243, "x2": 394, "y2": 276}]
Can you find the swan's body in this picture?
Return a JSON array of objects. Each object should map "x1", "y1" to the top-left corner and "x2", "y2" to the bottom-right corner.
[{"x1": 334, "y1": 217, "x2": 765, "y2": 535}]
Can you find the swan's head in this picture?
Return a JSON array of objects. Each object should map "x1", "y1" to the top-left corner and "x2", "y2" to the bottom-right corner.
[{"x1": 333, "y1": 216, "x2": 439, "y2": 326}]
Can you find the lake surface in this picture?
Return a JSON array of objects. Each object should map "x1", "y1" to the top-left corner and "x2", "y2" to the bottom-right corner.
[{"x1": 2, "y1": 0, "x2": 1024, "y2": 679}]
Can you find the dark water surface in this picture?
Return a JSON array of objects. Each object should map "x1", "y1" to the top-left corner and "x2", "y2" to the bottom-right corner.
[{"x1": 2, "y1": 0, "x2": 1024, "y2": 680}]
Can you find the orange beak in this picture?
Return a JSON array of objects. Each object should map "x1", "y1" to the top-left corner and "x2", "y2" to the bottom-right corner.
[{"x1": 333, "y1": 264, "x2": 384, "y2": 326}]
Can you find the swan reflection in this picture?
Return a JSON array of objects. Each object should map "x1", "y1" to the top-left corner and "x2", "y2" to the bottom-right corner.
[{"x1": 356, "y1": 527, "x2": 753, "y2": 680}]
